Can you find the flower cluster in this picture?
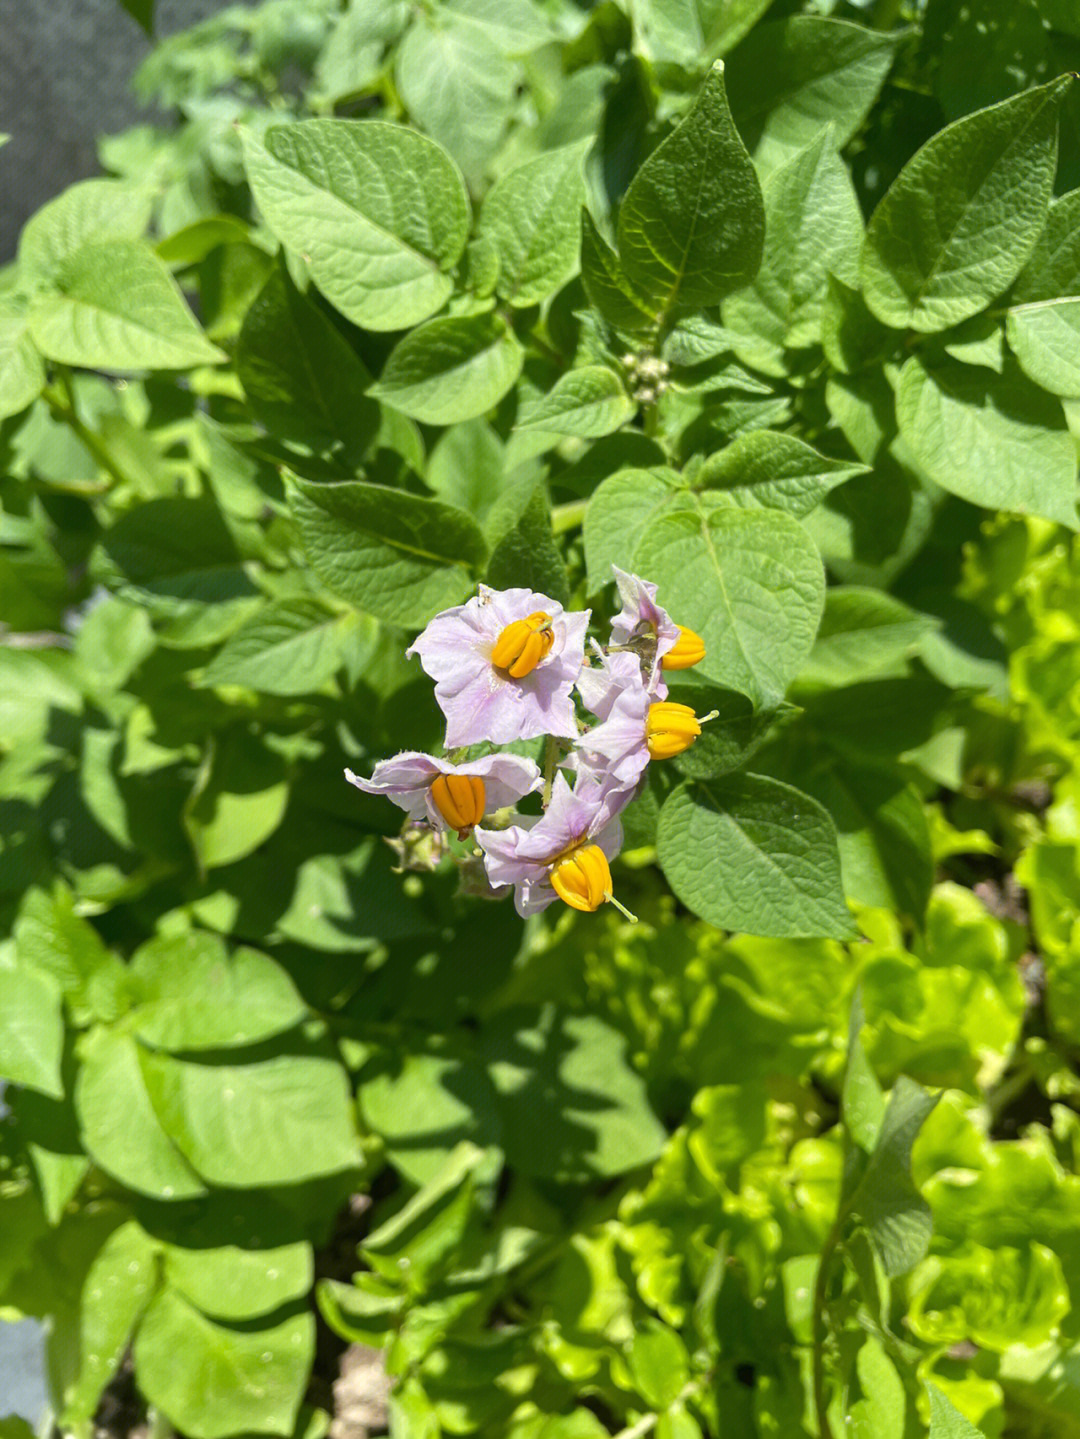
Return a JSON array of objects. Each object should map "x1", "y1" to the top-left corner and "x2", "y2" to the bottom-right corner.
[{"x1": 346, "y1": 567, "x2": 710, "y2": 919}]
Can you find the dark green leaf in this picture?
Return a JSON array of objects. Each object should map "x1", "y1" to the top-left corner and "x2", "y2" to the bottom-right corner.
[{"x1": 617, "y1": 61, "x2": 764, "y2": 319}]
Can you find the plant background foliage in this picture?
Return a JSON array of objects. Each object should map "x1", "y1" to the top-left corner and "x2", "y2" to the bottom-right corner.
[{"x1": 2, "y1": 0, "x2": 1080, "y2": 1436}]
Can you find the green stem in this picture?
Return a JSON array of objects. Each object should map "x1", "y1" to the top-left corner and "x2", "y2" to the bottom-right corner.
[
  {"x1": 541, "y1": 735, "x2": 559, "y2": 809},
  {"x1": 43, "y1": 371, "x2": 127, "y2": 491},
  {"x1": 551, "y1": 499, "x2": 586, "y2": 535},
  {"x1": 811, "y1": 1213, "x2": 845, "y2": 1439}
]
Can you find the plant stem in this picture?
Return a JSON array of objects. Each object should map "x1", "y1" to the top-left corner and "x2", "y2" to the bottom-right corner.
[
  {"x1": 43, "y1": 370, "x2": 127, "y2": 491},
  {"x1": 541, "y1": 735, "x2": 559, "y2": 809},
  {"x1": 551, "y1": 499, "x2": 586, "y2": 535},
  {"x1": 811, "y1": 1213, "x2": 845, "y2": 1439}
]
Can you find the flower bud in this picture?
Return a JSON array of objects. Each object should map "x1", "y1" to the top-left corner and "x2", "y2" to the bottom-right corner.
[
  {"x1": 646, "y1": 702, "x2": 702, "y2": 759},
  {"x1": 550, "y1": 844, "x2": 612, "y2": 912},
  {"x1": 430, "y1": 773, "x2": 486, "y2": 835},
  {"x1": 490, "y1": 611, "x2": 554, "y2": 678},
  {"x1": 661, "y1": 625, "x2": 706, "y2": 671}
]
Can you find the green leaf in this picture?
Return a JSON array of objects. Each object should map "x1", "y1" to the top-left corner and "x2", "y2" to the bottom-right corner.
[
  {"x1": 926, "y1": 1382, "x2": 987, "y2": 1438},
  {"x1": 1006, "y1": 298, "x2": 1080, "y2": 397},
  {"x1": 369, "y1": 313, "x2": 523, "y2": 425},
  {"x1": 723, "y1": 128, "x2": 862, "y2": 359},
  {"x1": 479, "y1": 142, "x2": 588, "y2": 306},
  {"x1": 850, "y1": 1337, "x2": 905, "y2": 1439},
  {"x1": 698, "y1": 430, "x2": 867, "y2": 518},
  {"x1": 0, "y1": 298, "x2": 45, "y2": 421},
  {"x1": 657, "y1": 774, "x2": 855, "y2": 938},
  {"x1": 58, "y1": 1220, "x2": 158, "y2": 1426},
  {"x1": 289, "y1": 475, "x2": 486, "y2": 626},
  {"x1": 667, "y1": 681, "x2": 782, "y2": 781},
  {"x1": 894, "y1": 357, "x2": 1079, "y2": 528},
  {"x1": 131, "y1": 931, "x2": 306, "y2": 1052},
  {"x1": 634, "y1": 501, "x2": 826, "y2": 708},
  {"x1": 395, "y1": 12, "x2": 517, "y2": 188},
  {"x1": 849, "y1": 1076, "x2": 939, "y2": 1276},
  {"x1": 580, "y1": 210, "x2": 657, "y2": 336},
  {"x1": 583, "y1": 466, "x2": 684, "y2": 591},
  {"x1": 518, "y1": 366, "x2": 635, "y2": 438},
  {"x1": 92, "y1": 496, "x2": 256, "y2": 621},
  {"x1": 1013, "y1": 187, "x2": 1080, "y2": 302},
  {"x1": 185, "y1": 732, "x2": 289, "y2": 873},
  {"x1": 140, "y1": 1041, "x2": 359, "y2": 1188},
  {"x1": 18, "y1": 179, "x2": 154, "y2": 286},
  {"x1": 241, "y1": 120, "x2": 469, "y2": 331},
  {"x1": 821, "y1": 274, "x2": 898, "y2": 375},
  {"x1": 616, "y1": 60, "x2": 764, "y2": 319},
  {"x1": 134, "y1": 1287, "x2": 313, "y2": 1439},
  {"x1": 629, "y1": 1323, "x2": 691, "y2": 1409},
  {"x1": 480, "y1": 1008, "x2": 667, "y2": 1181},
  {"x1": 843, "y1": 990, "x2": 886, "y2": 1156},
  {"x1": 29, "y1": 241, "x2": 225, "y2": 372},
  {"x1": 198, "y1": 601, "x2": 355, "y2": 696},
  {"x1": 75, "y1": 1028, "x2": 207, "y2": 1200},
  {"x1": 0, "y1": 967, "x2": 64, "y2": 1098},
  {"x1": 236, "y1": 265, "x2": 378, "y2": 460},
  {"x1": 799, "y1": 761, "x2": 933, "y2": 921},
  {"x1": 861, "y1": 78, "x2": 1071, "y2": 332},
  {"x1": 909, "y1": 1242, "x2": 1069, "y2": 1352},
  {"x1": 14, "y1": 884, "x2": 127, "y2": 1027},
  {"x1": 486, "y1": 486, "x2": 570, "y2": 606},
  {"x1": 726, "y1": 18, "x2": 898, "y2": 173},
  {"x1": 163, "y1": 1238, "x2": 312, "y2": 1323},
  {"x1": 798, "y1": 588, "x2": 938, "y2": 687},
  {"x1": 630, "y1": 0, "x2": 772, "y2": 68}
]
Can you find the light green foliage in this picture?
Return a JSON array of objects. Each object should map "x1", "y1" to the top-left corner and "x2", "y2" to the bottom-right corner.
[
  {"x1": 241, "y1": 120, "x2": 470, "y2": 330},
  {"x1": 2, "y1": 2, "x2": 1080, "y2": 1435}
]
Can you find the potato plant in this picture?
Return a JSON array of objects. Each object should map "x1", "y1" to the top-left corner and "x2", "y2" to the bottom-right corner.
[{"x1": 1, "y1": 1, "x2": 1080, "y2": 1436}]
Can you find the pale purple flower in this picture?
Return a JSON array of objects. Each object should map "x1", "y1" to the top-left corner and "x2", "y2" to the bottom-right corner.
[
  {"x1": 407, "y1": 586, "x2": 589, "y2": 748},
  {"x1": 345, "y1": 751, "x2": 541, "y2": 830},
  {"x1": 476, "y1": 771, "x2": 628, "y2": 916},
  {"x1": 573, "y1": 651, "x2": 651, "y2": 788},
  {"x1": 609, "y1": 566, "x2": 680, "y2": 698}
]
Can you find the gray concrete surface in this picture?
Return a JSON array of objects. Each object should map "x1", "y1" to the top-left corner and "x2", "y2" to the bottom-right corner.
[
  {"x1": 0, "y1": 0, "x2": 247, "y2": 259},
  {"x1": 0, "y1": 1318, "x2": 50, "y2": 1426}
]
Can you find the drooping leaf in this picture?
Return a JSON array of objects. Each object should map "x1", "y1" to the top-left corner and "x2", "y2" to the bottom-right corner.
[
  {"x1": 289, "y1": 475, "x2": 487, "y2": 626},
  {"x1": 29, "y1": 241, "x2": 225, "y2": 372},
  {"x1": 369, "y1": 312, "x2": 523, "y2": 425},
  {"x1": 616, "y1": 60, "x2": 764, "y2": 320},
  {"x1": 657, "y1": 774, "x2": 855, "y2": 939},
  {"x1": 861, "y1": 78, "x2": 1071, "y2": 332},
  {"x1": 241, "y1": 120, "x2": 470, "y2": 330}
]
